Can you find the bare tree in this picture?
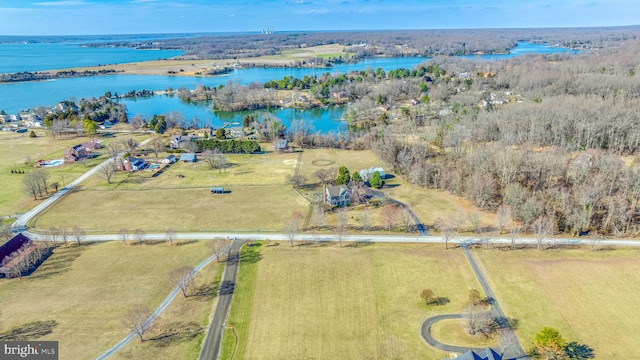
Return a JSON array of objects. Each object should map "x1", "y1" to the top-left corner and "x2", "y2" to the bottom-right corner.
[
  {"x1": 107, "y1": 142, "x2": 121, "y2": 160},
  {"x1": 98, "y1": 162, "x2": 118, "y2": 184},
  {"x1": 168, "y1": 266, "x2": 195, "y2": 297},
  {"x1": 465, "y1": 304, "x2": 499, "y2": 339},
  {"x1": 286, "y1": 174, "x2": 307, "y2": 188},
  {"x1": 495, "y1": 204, "x2": 513, "y2": 234},
  {"x1": 122, "y1": 304, "x2": 152, "y2": 342},
  {"x1": 165, "y1": 229, "x2": 177, "y2": 246},
  {"x1": 148, "y1": 137, "x2": 166, "y2": 159},
  {"x1": 435, "y1": 217, "x2": 459, "y2": 250},
  {"x1": 399, "y1": 208, "x2": 414, "y2": 232},
  {"x1": 118, "y1": 228, "x2": 128, "y2": 245},
  {"x1": 207, "y1": 238, "x2": 230, "y2": 263},
  {"x1": 202, "y1": 149, "x2": 226, "y2": 172},
  {"x1": 532, "y1": 215, "x2": 553, "y2": 251},
  {"x1": 467, "y1": 211, "x2": 481, "y2": 234},
  {"x1": 509, "y1": 225, "x2": 521, "y2": 250},
  {"x1": 49, "y1": 227, "x2": 59, "y2": 247},
  {"x1": 128, "y1": 115, "x2": 146, "y2": 133},
  {"x1": 134, "y1": 229, "x2": 146, "y2": 244},
  {"x1": 313, "y1": 168, "x2": 334, "y2": 185},
  {"x1": 284, "y1": 212, "x2": 302, "y2": 247},
  {"x1": 73, "y1": 226, "x2": 84, "y2": 246},
  {"x1": 359, "y1": 207, "x2": 372, "y2": 231},
  {"x1": 121, "y1": 137, "x2": 139, "y2": 154},
  {"x1": 381, "y1": 204, "x2": 400, "y2": 232},
  {"x1": 334, "y1": 222, "x2": 347, "y2": 248},
  {"x1": 22, "y1": 169, "x2": 50, "y2": 200},
  {"x1": 60, "y1": 227, "x2": 68, "y2": 246}
]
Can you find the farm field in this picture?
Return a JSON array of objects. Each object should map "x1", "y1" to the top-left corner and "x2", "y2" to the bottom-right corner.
[
  {"x1": 474, "y1": 246, "x2": 640, "y2": 358},
  {"x1": 33, "y1": 147, "x2": 483, "y2": 234},
  {"x1": 0, "y1": 240, "x2": 219, "y2": 360},
  {"x1": 32, "y1": 185, "x2": 309, "y2": 232},
  {"x1": 0, "y1": 130, "x2": 150, "y2": 216},
  {"x1": 220, "y1": 242, "x2": 486, "y2": 360}
]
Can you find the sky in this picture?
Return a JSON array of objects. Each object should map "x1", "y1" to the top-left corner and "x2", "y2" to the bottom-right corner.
[{"x1": 0, "y1": 0, "x2": 638, "y2": 36}]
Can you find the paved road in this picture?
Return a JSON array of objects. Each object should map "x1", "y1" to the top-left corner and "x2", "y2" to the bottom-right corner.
[
  {"x1": 94, "y1": 242, "x2": 232, "y2": 360},
  {"x1": 420, "y1": 314, "x2": 485, "y2": 353},
  {"x1": 461, "y1": 246, "x2": 527, "y2": 359},
  {"x1": 420, "y1": 247, "x2": 528, "y2": 359},
  {"x1": 199, "y1": 239, "x2": 245, "y2": 360},
  {"x1": 11, "y1": 137, "x2": 153, "y2": 234}
]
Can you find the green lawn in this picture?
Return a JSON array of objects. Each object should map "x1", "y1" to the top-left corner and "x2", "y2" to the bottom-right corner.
[{"x1": 220, "y1": 242, "x2": 484, "y2": 360}]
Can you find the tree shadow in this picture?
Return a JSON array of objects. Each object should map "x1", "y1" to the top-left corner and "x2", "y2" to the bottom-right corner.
[
  {"x1": 148, "y1": 321, "x2": 202, "y2": 348},
  {"x1": 191, "y1": 281, "x2": 218, "y2": 299},
  {"x1": 0, "y1": 320, "x2": 59, "y2": 341},
  {"x1": 346, "y1": 240, "x2": 373, "y2": 248},
  {"x1": 239, "y1": 249, "x2": 262, "y2": 264},
  {"x1": 218, "y1": 280, "x2": 235, "y2": 295},
  {"x1": 564, "y1": 342, "x2": 595, "y2": 359},
  {"x1": 429, "y1": 297, "x2": 450, "y2": 306},
  {"x1": 176, "y1": 239, "x2": 199, "y2": 246},
  {"x1": 29, "y1": 246, "x2": 83, "y2": 280}
]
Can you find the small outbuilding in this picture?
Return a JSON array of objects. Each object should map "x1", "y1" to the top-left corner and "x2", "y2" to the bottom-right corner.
[
  {"x1": 162, "y1": 154, "x2": 177, "y2": 164},
  {"x1": 359, "y1": 167, "x2": 386, "y2": 182},
  {"x1": 180, "y1": 153, "x2": 197, "y2": 162},
  {"x1": 210, "y1": 187, "x2": 224, "y2": 194}
]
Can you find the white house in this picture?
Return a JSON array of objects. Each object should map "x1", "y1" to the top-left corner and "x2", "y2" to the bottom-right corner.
[
  {"x1": 325, "y1": 185, "x2": 350, "y2": 207},
  {"x1": 359, "y1": 167, "x2": 385, "y2": 182}
]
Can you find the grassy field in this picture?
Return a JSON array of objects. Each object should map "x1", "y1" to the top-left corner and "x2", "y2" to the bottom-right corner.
[
  {"x1": 34, "y1": 147, "x2": 492, "y2": 234},
  {"x1": 429, "y1": 319, "x2": 499, "y2": 349},
  {"x1": 113, "y1": 258, "x2": 223, "y2": 360},
  {"x1": 0, "y1": 130, "x2": 150, "y2": 216},
  {"x1": 46, "y1": 44, "x2": 348, "y2": 76},
  {"x1": 32, "y1": 185, "x2": 309, "y2": 232},
  {"x1": 474, "y1": 246, "x2": 640, "y2": 357},
  {"x1": 0, "y1": 240, "x2": 218, "y2": 360},
  {"x1": 220, "y1": 242, "x2": 485, "y2": 360}
]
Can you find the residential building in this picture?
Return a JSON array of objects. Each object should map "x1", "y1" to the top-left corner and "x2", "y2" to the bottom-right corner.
[
  {"x1": 0, "y1": 234, "x2": 37, "y2": 278},
  {"x1": 359, "y1": 167, "x2": 386, "y2": 182},
  {"x1": 162, "y1": 154, "x2": 177, "y2": 164},
  {"x1": 180, "y1": 153, "x2": 197, "y2": 162},
  {"x1": 325, "y1": 185, "x2": 350, "y2": 207}
]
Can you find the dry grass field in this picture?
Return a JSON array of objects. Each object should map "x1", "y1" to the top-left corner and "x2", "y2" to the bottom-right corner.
[
  {"x1": 429, "y1": 319, "x2": 499, "y2": 349},
  {"x1": 0, "y1": 130, "x2": 149, "y2": 216},
  {"x1": 220, "y1": 242, "x2": 486, "y2": 360},
  {"x1": 46, "y1": 44, "x2": 348, "y2": 76},
  {"x1": 474, "y1": 246, "x2": 640, "y2": 358},
  {"x1": 113, "y1": 258, "x2": 223, "y2": 360},
  {"x1": 33, "y1": 185, "x2": 309, "y2": 232},
  {"x1": 0, "y1": 240, "x2": 219, "y2": 360}
]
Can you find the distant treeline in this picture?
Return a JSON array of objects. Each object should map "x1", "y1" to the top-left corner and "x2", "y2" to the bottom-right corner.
[
  {"x1": 84, "y1": 27, "x2": 640, "y2": 60},
  {"x1": 0, "y1": 69, "x2": 121, "y2": 83}
]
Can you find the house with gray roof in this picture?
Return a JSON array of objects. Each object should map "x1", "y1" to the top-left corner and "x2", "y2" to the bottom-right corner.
[
  {"x1": 324, "y1": 185, "x2": 350, "y2": 207},
  {"x1": 180, "y1": 153, "x2": 197, "y2": 162}
]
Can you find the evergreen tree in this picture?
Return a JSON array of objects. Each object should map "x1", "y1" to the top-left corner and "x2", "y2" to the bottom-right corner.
[
  {"x1": 336, "y1": 166, "x2": 350, "y2": 185},
  {"x1": 370, "y1": 171, "x2": 384, "y2": 189},
  {"x1": 351, "y1": 171, "x2": 362, "y2": 183}
]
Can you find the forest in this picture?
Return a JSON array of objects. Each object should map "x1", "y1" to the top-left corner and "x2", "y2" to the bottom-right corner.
[
  {"x1": 191, "y1": 34, "x2": 640, "y2": 237},
  {"x1": 86, "y1": 26, "x2": 640, "y2": 60}
]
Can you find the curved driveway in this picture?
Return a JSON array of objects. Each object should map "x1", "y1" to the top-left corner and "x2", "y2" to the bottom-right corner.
[{"x1": 421, "y1": 314, "x2": 484, "y2": 353}]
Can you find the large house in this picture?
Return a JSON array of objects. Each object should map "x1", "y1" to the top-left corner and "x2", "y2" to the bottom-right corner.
[
  {"x1": 162, "y1": 154, "x2": 177, "y2": 164},
  {"x1": 359, "y1": 167, "x2": 385, "y2": 182},
  {"x1": 119, "y1": 156, "x2": 147, "y2": 171},
  {"x1": 63, "y1": 144, "x2": 88, "y2": 163},
  {"x1": 63, "y1": 140, "x2": 101, "y2": 163},
  {"x1": 325, "y1": 185, "x2": 350, "y2": 207},
  {"x1": 0, "y1": 234, "x2": 37, "y2": 278},
  {"x1": 455, "y1": 348, "x2": 505, "y2": 360}
]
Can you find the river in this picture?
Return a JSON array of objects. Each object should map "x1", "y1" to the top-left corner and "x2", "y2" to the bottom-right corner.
[{"x1": 0, "y1": 41, "x2": 575, "y2": 125}]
